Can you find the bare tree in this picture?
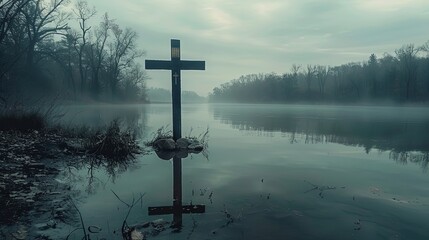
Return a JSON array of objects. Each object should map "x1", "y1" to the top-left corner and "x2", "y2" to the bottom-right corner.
[
  {"x1": 395, "y1": 44, "x2": 419, "y2": 100},
  {"x1": 73, "y1": 0, "x2": 96, "y2": 92},
  {"x1": 0, "y1": 0, "x2": 31, "y2": 80},
  {"x1": 43, "y1": 29, "x2": 79, "y2": 97},
  {"x1": 315, "y1": 65, "x2": 328, "y2": 97},
  {"x1": 122, "y1": 63, "x2": 147, "y2": 101},
  {"x1": 366, "y1": 53, "x2": 378, "y2": 98},
  {"x1": 346, "y1": 63, "x2": 362, "y2": 99},
  {"x1": 291, "y1": 64, "x2": 301, "y2": 76},
  {"x1": 290, "y1": 64, "x2": 301, "y2": 86},
  {"x1": 305, "y1": 65, "x2": 316, "y2": 94},
  {"x1": 329, "y1": 66, "x2": 341, "y2": 98},
  {"x1": 107, "y1": 23, "x2": 144, "y2": 99},
  {"x1": 421, "y1": 41, "x2": 429, "y2": 93},
  {"x1": 21, "y1": 0, "x2": 70, "y2": 67},
  {"x1": 422, "y1": 41, "x2": 429, "y2": 53},
  {"x1": 87, "y1": 13, "x2": 111, "y2": 98},
  {"x1": 0, "y1": 0, "x2": 31, "y2": 43},
  {"x1": 280, "y1": 64, "x2": 300, "y2": 100}
]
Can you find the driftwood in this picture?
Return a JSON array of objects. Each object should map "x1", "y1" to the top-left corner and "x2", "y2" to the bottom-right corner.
[{"x1": 304, "y1": 180, "x2": 345, "y2": 198}]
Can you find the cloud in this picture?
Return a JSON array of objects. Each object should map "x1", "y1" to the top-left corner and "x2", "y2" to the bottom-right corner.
[{"x1": 87, "y1": 0, "x2": 429, "y2": 95}]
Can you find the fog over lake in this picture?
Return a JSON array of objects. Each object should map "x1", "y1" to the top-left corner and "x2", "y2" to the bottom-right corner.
[{"x1": 55, "y1": 103, "x2": 429, "y2": 240}]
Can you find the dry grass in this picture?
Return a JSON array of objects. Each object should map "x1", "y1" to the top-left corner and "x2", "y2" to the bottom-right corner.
[{"x1": 145, "y1": 125, "x2": 173, "y2": 147}]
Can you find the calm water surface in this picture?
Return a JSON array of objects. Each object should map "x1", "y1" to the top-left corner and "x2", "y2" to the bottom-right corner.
[{"x1": 60, "y1": 103, "x2": 429, "y2": 240}]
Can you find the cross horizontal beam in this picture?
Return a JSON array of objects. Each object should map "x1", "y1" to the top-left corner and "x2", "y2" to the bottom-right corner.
[
  {"x1": 145, "y1": 60, "x2": 205, "y2": 71},
  {"x1": 180, "y1": 60, "x2": 205, "y2": 70},
  {"x1": 148, "y1": 205, "x2": 205, "y2": 215},
  {"x1": 145, "y1": 60, "x2": 171, "y2": 70}
]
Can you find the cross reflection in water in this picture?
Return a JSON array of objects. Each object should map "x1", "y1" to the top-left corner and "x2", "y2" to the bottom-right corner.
[{"x1": 148, "y1": 156, "x2": 205, "y2": 230}]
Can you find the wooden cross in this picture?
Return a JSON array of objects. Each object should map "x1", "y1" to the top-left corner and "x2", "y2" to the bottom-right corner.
[{"x1": 145, "y1": 39, "x2": 205, "y2": 140}]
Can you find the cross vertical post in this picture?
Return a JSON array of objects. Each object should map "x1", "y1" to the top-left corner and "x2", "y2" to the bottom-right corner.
[{"x1": 171, "y1": 39, "x2": 181, "y2": 140}]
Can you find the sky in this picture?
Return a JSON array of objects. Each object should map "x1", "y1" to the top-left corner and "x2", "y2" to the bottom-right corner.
[{"x1": 87, "y1": 0, "x2": 429, "y2": 96}]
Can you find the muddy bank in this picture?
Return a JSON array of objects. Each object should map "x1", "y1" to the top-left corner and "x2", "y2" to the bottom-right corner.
[{"x1": 0, "y1": 129, "x2": 118, "y2": 239}]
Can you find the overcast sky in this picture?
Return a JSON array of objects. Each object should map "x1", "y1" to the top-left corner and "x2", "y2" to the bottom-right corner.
[{"x1": 88, "y1": 0, "x2": 429, "y2": 96}]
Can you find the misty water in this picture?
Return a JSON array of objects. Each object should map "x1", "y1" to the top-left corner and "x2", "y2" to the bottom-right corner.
[{"x1": 59, "y1": 103, "x2": 429, "y2": 240}]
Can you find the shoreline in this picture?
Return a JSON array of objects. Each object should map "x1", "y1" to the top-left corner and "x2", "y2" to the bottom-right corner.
[
  {"x1": 0, "y1": 126, "x2": 143, "y2": 239},
  {"x1": 0, "y1": 130, "x2": 86, "y2": 239}
]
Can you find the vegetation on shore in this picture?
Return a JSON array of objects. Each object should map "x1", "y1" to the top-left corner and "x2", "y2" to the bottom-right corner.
[{"x1": 0, "y1": 110, "x2": 142, "y2": 160}]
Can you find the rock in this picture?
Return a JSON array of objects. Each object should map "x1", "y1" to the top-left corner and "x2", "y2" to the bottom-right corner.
[
  {"x1": 35, "y1": 223, "x2": 51, "y2": 231},
  {"x1": 26, "y1": 163, "x2": 45, "y2": 169},
  {"x1": 35, "y1": 220, "x2": 56, "y2": 231},
  {"x1": 188, "y1": 138, "x2": 200, "y2": 145},
  {"x1": 151, "y1": 219, "x2": 168, "y2": 227},
  {"x1": 153, "y1": 138, "x2": 204, "y2": 160},
  {"x1": 155, "y1": 149, "x2": 189, "y2": 160},
  {"x1": 130, "y1": 229, "x2": 144, "y2": 240},
  {"x1": 63, "y1": 141, "x2": 83, "y2": 152},
  {"x1": 175, "y1": 149, "x2": 189, "y2": 158},
  {"x1": 188, "y1": 144, "x2": 204, "y2": 151},
  {"x1": 88, "y1": 225, "x2": 102, "y2": 233},
  {"x1": 176, "y1": 138, "x2": 190, "y2": 149},
  {"x1": 155, "y1": 150, "x2": 175, "y2": 160},
  {"x1": 11, "y1": 231, "x2": 26, "y2": 240},
  {"x1": 132, "y1": 221, "x2": 151, "y2": 229},
  {"x1": 154, "y1": 139, "x2": 176, "y2": 151}
]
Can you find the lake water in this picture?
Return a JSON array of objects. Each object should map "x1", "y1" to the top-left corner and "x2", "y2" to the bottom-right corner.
[{"x1": 60, "y1": 103, "x2": 429, "y2": 240}]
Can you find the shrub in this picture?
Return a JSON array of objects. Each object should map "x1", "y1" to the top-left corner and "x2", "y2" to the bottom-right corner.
[{"x1": 84, "y1": 120, "x2": 141, "y2": 160}]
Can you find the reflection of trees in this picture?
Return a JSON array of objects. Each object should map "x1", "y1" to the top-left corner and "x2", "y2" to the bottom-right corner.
[
  {"x1": 390, "y1": 151, "x2": 429, "y2": 171},
  {"x1": 64, "y1": 156, "x2": 137, "y2": 194},
  {"x1": 86, "y1": 157, "x2": 136, "y2": 194},
  {"x1": 212, "y1": 105, "x2": 429, "y2": 170}
]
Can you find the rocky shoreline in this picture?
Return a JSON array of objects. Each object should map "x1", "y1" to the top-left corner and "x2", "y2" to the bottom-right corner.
[
  {"x1": 0, "y1": 130, "x2": 87, "y2": 239},
  {"x1": 152, "y1": 137, "x2": 206, "y2": 160}
]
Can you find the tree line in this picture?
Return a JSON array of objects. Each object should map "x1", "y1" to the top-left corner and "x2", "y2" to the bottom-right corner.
[
  {"x1": 0, "y1": 0, "x2": 148, "y2": 104},
  {"x1": 209, "y1": 42, "x2": 429, "y2": 103}
]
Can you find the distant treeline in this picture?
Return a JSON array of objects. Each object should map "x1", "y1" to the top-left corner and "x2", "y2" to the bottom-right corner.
[
  {"x1": 0, "y1": 0, "x2": 148, "y2": 104},
  {"x1": 209, "y1": 43, "x2": 429, "y2": 103},
  {"x1": 147, "y1": 88, "x2": 206, "y2": 103}
]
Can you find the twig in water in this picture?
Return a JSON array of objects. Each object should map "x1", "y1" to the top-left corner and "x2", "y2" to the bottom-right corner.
[
  {"x1": 304, "y1": 180, "x2": 342, "y2": 198},
  {"x1": 186, "y1": 215, "x2": 198, "y2": 240},
  {"x1": 68, "y1": 197, "x2": 88, "y2": 240},
  {"x1": 111, "y1": 189, "x2": 131, "y2": 208},
  {"x1": 110, "y1": 190, "x2": 146, "y2": 240}
]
